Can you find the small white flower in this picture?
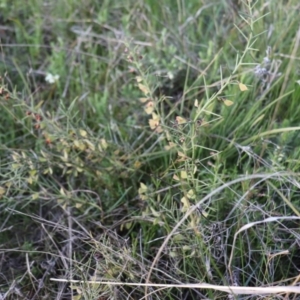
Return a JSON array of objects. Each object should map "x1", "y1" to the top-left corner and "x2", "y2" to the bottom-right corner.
[
  {"x1": 167, "y1": 71, "x2": 174, "y2": 80},
  {"x1": 45, "y1": 73, "x2": 60, "y2": 84}
]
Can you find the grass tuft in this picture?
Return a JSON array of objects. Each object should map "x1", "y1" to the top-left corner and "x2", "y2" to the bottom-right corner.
[{"x1": 1, "y1": 0, "x2": 300, "y2": 299}]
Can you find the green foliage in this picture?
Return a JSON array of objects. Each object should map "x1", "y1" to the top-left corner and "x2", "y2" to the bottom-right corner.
[{"x1": 1, "y1": 0, "x2": 300, "y2": 299}]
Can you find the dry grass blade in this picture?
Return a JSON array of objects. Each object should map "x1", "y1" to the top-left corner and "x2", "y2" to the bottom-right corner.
[
  {"x1": 50, "y1": 278, "x2": 300, "y2": 295},
  {"x1": 228, "y1": 216, "x2": 300, "y2": 281}
]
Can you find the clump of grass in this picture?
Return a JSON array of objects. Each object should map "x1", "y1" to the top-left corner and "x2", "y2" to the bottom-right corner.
[{"x1": 1, "y1": 0, "x2": 300, "y2": 299}]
